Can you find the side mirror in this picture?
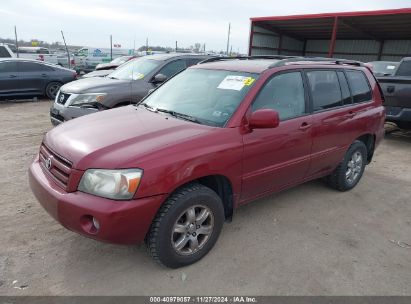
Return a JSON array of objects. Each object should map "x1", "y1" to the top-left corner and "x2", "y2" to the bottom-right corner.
[
  {"x1": 151, "y1": 73, "x2": 167, "y2": 83},
  {"x1": 249, "y1": 109, "x2": 280, "y2": 129}
]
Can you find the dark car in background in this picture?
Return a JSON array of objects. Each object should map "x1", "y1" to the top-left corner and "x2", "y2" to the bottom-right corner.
[
  {"x1": 377, "y1": 57, "x2": 411, "y2": 129},
  {"x1": 95, "y1": 55, "x2": 137, "y2": 71},
  {"x1": 50, "y1": 53, "x2": 211, "y2": 125},
  {"x1": 0, "y1": 58, "x2": 77, "y2": 99}
]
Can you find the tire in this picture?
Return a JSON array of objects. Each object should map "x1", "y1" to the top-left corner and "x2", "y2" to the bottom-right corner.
[
  {"x1": 146, "y1": 183, "x2": 225, "y2": 268},
  {"x1": 327, "y1": 140, "x2": 367, "y2": 192},
  {"x1": 45, "y1": 82, "x2": 62, "y2": 99}
]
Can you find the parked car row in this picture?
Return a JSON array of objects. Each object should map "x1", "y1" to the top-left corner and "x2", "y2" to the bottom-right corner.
[
  {"x1": 29, "y1": 56, "x2": 385, "y2": 268},
  {"x1": 50, "y1": 53, "x2": 211, "y2": 125},
  {"x1": 0, "y1": 58, "x2": 77, "y2": 99}
]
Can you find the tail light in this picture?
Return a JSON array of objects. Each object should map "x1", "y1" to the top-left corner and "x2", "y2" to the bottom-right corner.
[
  {"x1": 70, "y1": 59, "x2": 75, "y2": 65},
  {"x1": 38, "y1": 55, "x2": 45, "y2": 61},
  {"x1": 73, "y1": 72, "x2": 78, "y2": 79}
]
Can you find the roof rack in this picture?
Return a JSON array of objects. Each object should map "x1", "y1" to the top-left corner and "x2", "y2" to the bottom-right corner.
[
  {"x1": 197, "y1": 55, "x2": 298, "y2": 65},
  {"x1": 197, "y1": 55, "x2": 365, "y2": 69},
  {"x1": 269, "y1": 57, "x2": 365, "y2": 68}
]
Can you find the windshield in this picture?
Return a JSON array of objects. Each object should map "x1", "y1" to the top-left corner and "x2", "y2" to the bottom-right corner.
[
  {"x1": 140, "y1": 68, "x2": 258, "y2": 127},
  {"x1": 369, "y1": 61, "x2": 399, "y2": 76},
  {"x1": 111, "y1": 56, "x2": 131, "y2": 64},
  {"x1": 108, "y1": 57, "x2": 159, "y2": 80}
]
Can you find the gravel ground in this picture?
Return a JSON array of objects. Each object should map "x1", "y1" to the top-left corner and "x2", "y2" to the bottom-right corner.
[{"x1": 0, "y1": 100, "x2": 410, "y2": 296}]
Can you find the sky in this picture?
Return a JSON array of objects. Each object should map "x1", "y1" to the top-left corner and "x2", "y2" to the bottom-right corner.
[{"x1": 1, "y1": 0, "x2": 410, "y2": 53}]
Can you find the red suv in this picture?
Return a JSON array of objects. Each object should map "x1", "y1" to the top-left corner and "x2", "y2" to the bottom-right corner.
[{"x1": 29, "y1": 56, "x2": 385, "y2": 268}]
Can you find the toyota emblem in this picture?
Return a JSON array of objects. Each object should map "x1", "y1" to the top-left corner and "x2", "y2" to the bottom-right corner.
[{"x1": 45, "y1": 157, "x2": 52, "y2": 170}]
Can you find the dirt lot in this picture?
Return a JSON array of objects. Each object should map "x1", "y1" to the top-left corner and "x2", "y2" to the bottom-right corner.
[{"x1": 0, "y1": 100, "x2": 410, "y2": 296}]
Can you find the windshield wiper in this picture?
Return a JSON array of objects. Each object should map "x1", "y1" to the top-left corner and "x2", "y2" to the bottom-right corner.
[
  {"x1": 156, "y1": 108, "x2": 202, "y2": 124},
  {"x1": 139, "y1": 103, "x2": 157, "y2": 111}
]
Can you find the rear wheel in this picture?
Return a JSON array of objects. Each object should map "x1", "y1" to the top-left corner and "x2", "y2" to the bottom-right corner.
[
  {"x1": 327, "y1": 140, "x2": 367, "y2": 191},
  {"x1": 45, "y1": 82, "x2": 62, "y2": 99},
  {"x1": 146, "y1": 183, "x2": 224, "y2": 268}
]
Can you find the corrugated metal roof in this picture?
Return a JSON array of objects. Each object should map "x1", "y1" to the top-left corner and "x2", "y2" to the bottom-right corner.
[{"x1": 251, "y1": 8, "x2": 411, "y2": 40}]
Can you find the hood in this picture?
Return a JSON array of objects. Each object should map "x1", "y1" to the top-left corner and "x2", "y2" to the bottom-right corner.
[
  {"x1": 44, "y1": 106, "x2": 214, "y2": 170},
  {"x1": 60, "y1": 77, "x2": 131, "y2": 94},
  {"x1": 81, "y1": 70, "x2": 112, "y2": 79},
  {"x1": 96, "y1": 63, "x2": 117, "y2": 70}
]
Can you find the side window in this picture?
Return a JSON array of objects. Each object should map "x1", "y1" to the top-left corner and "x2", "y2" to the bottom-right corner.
[
  {"x1": 0, "y1": 46, "x2": 12, "y2": 58},
  {"x1": 337, "y1": 71, "x2": 352, "y2": 105},
  {"x1": 252, "y1": 72, "x2": 306, "y2": 120},
  {"x1": 306, "y1": 70, "x2": 343, "y2": 111},
  {"x1": 346, "y1": 70, "x2": 372, "y2": 103},
  {"x1": 18, "y1": 62, "x2": 53, "y2": 72},
  {"x1": 185, "y1": 58, "x2": 203, "y2": 67},
  {"x1": 0, "y1": 61, "x2": 17, "y2": 73},
  {"x1": 158, "y1": 60, "x2": 186, "y2": 78}
]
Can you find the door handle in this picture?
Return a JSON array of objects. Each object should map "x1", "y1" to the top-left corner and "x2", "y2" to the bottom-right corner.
[
  {"x1": 41, "y1": 74, "x2": 48, "y2": 77},
  {"x1": 299, "y1": 122, "x2": 312, "y2": 131},
  {"x1": 9, "y1": 75, "x2": 17, "y2": 78},
  {"x1": 387, "y1": 86, "x2": 395, "y2": 94},
  {"x1": 344, "y1": 111, "x2": 356, "y2": 119}
]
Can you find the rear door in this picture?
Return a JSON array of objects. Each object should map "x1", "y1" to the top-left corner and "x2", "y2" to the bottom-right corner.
[
  {"x1": 0, "y1": 61, "x2": 19, "y2": 95},
  {"x1": 241, "y1": 70, "x2": 313, "y2": 201},
  {"x1": 17, "y1": 61, "x2": 53, "y2": 95},
  {"x1": 305, "y1": 69, "x2": 373, "y2": 178}
]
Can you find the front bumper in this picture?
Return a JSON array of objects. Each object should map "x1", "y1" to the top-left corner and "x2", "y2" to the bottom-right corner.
[
  {"x1": 50, "y1": 101, "x2": 98, "y2": 126},
  {"x1": 29, "y1": 157, "x2": 166, "y2": 244},
  {"x1": 385, "y1": 106, "x2": 411, "y2": 123}
]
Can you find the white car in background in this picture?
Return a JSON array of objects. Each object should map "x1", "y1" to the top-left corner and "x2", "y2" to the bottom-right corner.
[{"x1": 73, "y1": 47, "x2": 136, "y2": 72}]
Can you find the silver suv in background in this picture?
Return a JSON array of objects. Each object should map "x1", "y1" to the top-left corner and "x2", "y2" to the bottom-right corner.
[{"x1": 50, "y1": 53, "x2": 211, "y2": 125}]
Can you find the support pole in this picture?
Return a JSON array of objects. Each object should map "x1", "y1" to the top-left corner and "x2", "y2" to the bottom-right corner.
[
  {"x1": 226, "y1": 22, "x2": 231, "y2": 55},
  {"x1": 328, "y1": 16, "x2": 339, "y2": 58},
  {"x1": 176, "y1": 41, "x2": 178, "y2": 52},
  {"x1": 110, "y1": 35, "x2": 113, "y2": 60},
  {"x1": 278, "y1": 34, "x2": 283, "y2": 55},
  {"x1": 61, "y1": 30, "x2": 70, "y2": 69},
  {"x1": 14, "y1": 26, "x2": 19, "y2": 58},
  {"x1": 378, "y1": 40, "x2": 385, "y2": 60}
]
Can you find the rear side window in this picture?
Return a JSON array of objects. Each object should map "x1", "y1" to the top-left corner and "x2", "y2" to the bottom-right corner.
[
  {"x1": 252, "y1": 71, "x2": 306, "y2": 120},
  {"x1": 306, "y1": 70, "x2": 343, "y2": 111},
  {"x1": 395, "y1": 61, "x2": 411, "y2": 76},
  {"x1": 345, "y1": 71, "x2": 372, "y2": 103},
  {"x1": 18, "y1": 62, "x2": 54, "y2": 72}
]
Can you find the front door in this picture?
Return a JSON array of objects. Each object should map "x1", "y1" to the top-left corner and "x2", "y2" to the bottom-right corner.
[{"x1": 242, "y1": 71, "x2": 313, "y2": 202}]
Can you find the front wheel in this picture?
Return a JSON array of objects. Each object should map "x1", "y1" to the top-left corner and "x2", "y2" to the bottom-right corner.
[
  {"x1": 45, "y1": 82, "x2": 62, "y2": 99},
  {"x1": 327, "y1": 140, "x2": 367, "y2": 191},
  {"x1": 146, "y1": 183, "x2": 224, "y2": 268}
]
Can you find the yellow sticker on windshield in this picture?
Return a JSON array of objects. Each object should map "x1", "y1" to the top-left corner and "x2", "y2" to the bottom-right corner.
[
  {"x1": 133, "y1": 73, "x2": 145, "y2": 80},
  {"x1": 243, "y1": 77, "x2": 255, "y2": 86}
]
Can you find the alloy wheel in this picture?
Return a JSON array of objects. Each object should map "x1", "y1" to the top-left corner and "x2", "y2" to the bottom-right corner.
[{"x1": 171, "y1": 205, "x2": 214, "y2": 255}]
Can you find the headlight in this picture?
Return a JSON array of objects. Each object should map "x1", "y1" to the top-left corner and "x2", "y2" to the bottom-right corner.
[
  {"x1": 70, "y1": 93, "x2": 106, "y2": 106},
  {"x1": 78, "y1": 169, "x2": 143, "y2": 200}
]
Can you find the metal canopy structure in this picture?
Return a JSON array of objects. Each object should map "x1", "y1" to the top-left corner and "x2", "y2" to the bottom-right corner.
[{"x1": 249, "y1": 8, "x2": 411, "y2": 61}]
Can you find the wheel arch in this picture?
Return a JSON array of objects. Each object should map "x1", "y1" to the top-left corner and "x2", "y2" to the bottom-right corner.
[
  {"x1": 355, "y1": 133, "x2": 376, "y2": 164},
  {"x1": 166, "y1": 174, "x2": 234, "y2": 221}
]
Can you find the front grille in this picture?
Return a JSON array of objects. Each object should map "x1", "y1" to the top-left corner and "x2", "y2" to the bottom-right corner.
[
  {"x1": 56, "y1": 92, "x2": 71, "y2": 105},
  {"x1": 39, "y1": 144, "x2": 72, "y2": 189}
]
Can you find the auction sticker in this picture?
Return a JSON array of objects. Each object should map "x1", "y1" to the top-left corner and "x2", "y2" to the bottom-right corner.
[{"x1": 218, "y1": 76, "x2": 254, "y2": 91}]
